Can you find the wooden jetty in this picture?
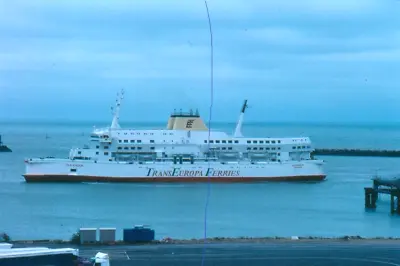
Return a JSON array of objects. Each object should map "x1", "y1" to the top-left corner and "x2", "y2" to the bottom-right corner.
[
  {"x1": 365, "y1": 178, "x2": 400, "y2": 214},
  {"x1": 313, "y1": 149, "x2": 400, "y2": 157}
]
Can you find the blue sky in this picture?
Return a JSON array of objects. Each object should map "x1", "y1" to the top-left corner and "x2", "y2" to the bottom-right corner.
[{"x1": 0, "y1": 0, "x2": 400, "y2": 123}]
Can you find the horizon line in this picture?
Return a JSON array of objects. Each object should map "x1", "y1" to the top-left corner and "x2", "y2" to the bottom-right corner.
[{"x1": 1, "y1": 118, "x2": 399, "y2": 127}]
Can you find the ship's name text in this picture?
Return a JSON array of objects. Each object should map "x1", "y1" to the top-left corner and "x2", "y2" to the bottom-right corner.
[{"x1": 147, "y1": 168, "x2": 240, "y2": 177}]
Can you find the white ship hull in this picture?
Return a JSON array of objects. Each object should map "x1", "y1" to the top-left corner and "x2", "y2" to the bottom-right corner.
[{"x1": 24, "y1": 159, "x2": 326, "y2": 183}]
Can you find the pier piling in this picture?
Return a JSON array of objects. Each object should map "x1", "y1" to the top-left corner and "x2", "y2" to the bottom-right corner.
[
  {"x1": 390, "y1": 190, "x2": 400, "y2": 215},
  {"x1": 364, "y1": 188, "x2": 377, "y2": 209},
  {"x1": 365, "y1": 177, "x2": 400, "y2": 215}
]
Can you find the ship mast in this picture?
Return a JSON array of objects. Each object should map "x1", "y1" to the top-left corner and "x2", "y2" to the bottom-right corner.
[
  {"x1": 110, "y1": 89, "x2": 124, "y2": 129},
  {"x1": 233, "y1": 100, "x2": 248, "y2": 137}
]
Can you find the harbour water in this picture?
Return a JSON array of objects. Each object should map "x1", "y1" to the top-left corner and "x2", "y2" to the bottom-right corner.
[{"x1": 1, "y1": 121, "x2": 400, "y2": 240}]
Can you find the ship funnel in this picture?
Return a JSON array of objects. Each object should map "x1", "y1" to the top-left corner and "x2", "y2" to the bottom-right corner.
[
  {"x1": 233, "y1": 100, "x2": 248, "y2": 137},
  {"x1": 166, "y1": 109, "x2": 208, "y2": 131}
]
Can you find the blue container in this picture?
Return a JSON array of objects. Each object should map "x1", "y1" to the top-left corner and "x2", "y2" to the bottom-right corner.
[{"x1": 123, "y1": 227, "x2": 155, "y2": 243}]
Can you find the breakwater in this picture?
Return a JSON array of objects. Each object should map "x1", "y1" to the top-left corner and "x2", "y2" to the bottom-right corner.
[
  {"x1": 0, "y1": 135, "x2": 11, "y2": 152},
  {"x1": 7, "y1": 236, "x2": 400, "y2": 246},
  {"x1": 313, "y1": 149, "x2": 400, "y2": 157}
]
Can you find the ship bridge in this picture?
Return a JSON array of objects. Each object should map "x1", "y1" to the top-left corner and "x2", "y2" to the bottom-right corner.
[{"x1": 166, "y1": 109, "x2": 208, "y2": 131}]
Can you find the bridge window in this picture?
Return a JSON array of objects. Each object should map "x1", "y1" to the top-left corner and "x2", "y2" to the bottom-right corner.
[
  {"x1": 228, "y1": 140, "x2": 232, "y2": 144},
  {"x1": 130, "y1": 140, "x2": 135, "y2": 143},
  {"x1": 253, "y1": 147, "x2": 257, "y2": 150},
  {"x1": 124, "y1": 140, "x2": 128, "y2": 143},
  {"x1": 247, "y1": 140, "x2": 251, "y2": 144},
  {"x1": 138, "y1": 147, "x2": 142, "y2": 150},
  {"x1": 150, "y1": 140, "x2": 155, "y2": 143},
  {"x1": 150, "y1": 147, "x2": 155, "y2": 150},
  {"x1": 96, "y1": 152, "x2": 99, "y2": 155},
  {"x1": 124, "y1": 147, "x2": 129, "y2": 150},
  {"x1": 253, "y1": 140, "x2": 257, "y2": 144},
  {"x1": 137, "y1": 140, "x2": 142, "y2": 143},
  {"x1": 96, "y1": 145, "x2": 99, "y2": 149},
  {"x1": 204, "y1": 140, "x2": 207, "y2": 143},
  {"x1": 260, "y1": 141, "x2": 264, "y2": 144},
  {"x1": 260, "y1": 147, "x2": 264, "y2": 150},
  {"x1": 271, "y1": 140, "x2": 276, "y2": 144},
  {"x1": 104, "y1": 146, "x2": 109, "y2": 149},
  {"x1": 293, "y1": 146, "x2": 296, "y2": 149},
  {"x1": 222, "y1": 147, "x2": 226, "y2": 150},
  {"x1": 104, "y1": 152, "x2": 109, "y2": 155},
  {"x1": 118, "y1": 140, "x2": 121, "y2": 143},
  {"x1": 266, "y1": 141, "x2": 270, "y2": 144},
  {"x1": 209, "y1": 140, "x2": 214, "y2": 143},
  {"x1": 118, "y1": 147, "x2": 122, "y2": 150},
  {"x1": 222, "y1": 140, "x2": 226, "y2": 143},
  {"x1": 247, "y1": 147, "x2": 251, "y2": 150},
  {"x1": 78, "y1": 151, "x2": 81, "y2": 155},
  {"x1": 216, "y1": 140, "x2": 220, "y2": 143},
  {"x1": 278, "y1": 140, "x2": 281, "y2": 143},
  {"x1": 234, "y1": 140, "x2": 239, "y2": 144},
  {"x1": 228, "y1": 147, "x2": 232, "y2": 150}
]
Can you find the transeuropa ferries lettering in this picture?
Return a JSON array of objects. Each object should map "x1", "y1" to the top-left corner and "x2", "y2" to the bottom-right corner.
[{"x1": 147, "y1": 168, "x2": 240, "y2": 177}]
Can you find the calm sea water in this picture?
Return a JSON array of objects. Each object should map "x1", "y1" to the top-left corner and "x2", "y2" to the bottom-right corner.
[{"x1": 1, "y1": 121, "x2": 400, "y2": 240}]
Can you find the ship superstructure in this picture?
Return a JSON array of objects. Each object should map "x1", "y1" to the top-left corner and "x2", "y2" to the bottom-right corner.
[{"x1": 23, "y1": 91, "x2": 325, "y2": 182}]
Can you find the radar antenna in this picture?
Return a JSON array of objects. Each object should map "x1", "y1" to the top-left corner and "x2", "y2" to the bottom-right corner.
[{"x1": 110, "y1": 89, "x2": 124, "y2": 129}]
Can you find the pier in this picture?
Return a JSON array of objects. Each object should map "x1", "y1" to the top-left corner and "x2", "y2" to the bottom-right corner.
[
  {"x1": 365, "y1": 178, "x2": 400, "y2": 214},
  {"x1": 313, "y1": 149, "x2": 400, "y2": 157}
]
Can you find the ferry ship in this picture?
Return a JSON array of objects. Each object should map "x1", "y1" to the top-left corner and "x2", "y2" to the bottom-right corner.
[{"x1": 23, "y1": 91, "x2": 326, "y2": 183}]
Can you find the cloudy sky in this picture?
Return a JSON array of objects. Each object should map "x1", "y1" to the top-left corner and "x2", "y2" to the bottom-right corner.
[{"x1": 0, "y1": 0, "x2": 400, "y2": 123}]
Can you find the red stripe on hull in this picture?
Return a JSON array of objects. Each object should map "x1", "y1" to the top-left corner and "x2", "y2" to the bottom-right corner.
[{"x1": 23, "y1": 174, "x2": 326, "y2": 183}]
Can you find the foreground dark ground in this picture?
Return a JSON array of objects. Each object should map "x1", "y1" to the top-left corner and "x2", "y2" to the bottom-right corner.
[{"x1": 13, "y1": 239, "x2": 400, "y2": 265}]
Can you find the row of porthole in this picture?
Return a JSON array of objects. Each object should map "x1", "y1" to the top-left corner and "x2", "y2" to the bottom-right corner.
[{"x1": 246, "y1": 147, "x2": 281, "y2": 151}]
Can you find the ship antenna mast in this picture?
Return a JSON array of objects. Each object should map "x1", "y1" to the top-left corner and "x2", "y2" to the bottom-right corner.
[
  {"x1": 110, "y1": 89, "x2": 124, "y2": 129},
  {"x1": 233, "y1": 100, "x2": 248, "y2": 137}
]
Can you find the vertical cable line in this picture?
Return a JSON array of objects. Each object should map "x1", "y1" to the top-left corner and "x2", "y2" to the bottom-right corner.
[{"x1": 201, "y1": 1, "x2": 213, "y2": 266}]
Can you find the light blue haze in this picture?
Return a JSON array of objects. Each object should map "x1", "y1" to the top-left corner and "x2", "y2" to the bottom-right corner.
[{"x1": 1, "y1": 1, "x2": 400, "y2": 123}]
